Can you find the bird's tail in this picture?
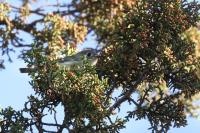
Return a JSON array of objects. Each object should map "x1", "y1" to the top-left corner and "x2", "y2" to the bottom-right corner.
[{"x1": 19, "y1": 68, "x2": 33, "y2": 73}]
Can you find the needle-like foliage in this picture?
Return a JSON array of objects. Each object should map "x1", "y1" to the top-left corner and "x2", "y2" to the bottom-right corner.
[{"x1": 0, "y1": 0, "x2": 200, "y2": 132}]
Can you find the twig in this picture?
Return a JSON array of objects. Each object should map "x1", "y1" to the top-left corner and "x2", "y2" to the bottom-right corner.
[{"x1": 109, "y1": 71, "x2": 146, "y2": 112}]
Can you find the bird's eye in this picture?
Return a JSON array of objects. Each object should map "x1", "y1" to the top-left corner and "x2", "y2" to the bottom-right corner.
[{"x1": 87, "y1": 52, "x2": 92, "y2": 57}]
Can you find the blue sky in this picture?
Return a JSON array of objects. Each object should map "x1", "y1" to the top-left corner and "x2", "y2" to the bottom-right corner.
[{"x1": 0, "y1": 0, "x2": 200, "y2": 132}]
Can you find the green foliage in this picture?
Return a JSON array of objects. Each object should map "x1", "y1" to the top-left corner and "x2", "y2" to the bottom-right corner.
[
  {"x1": 97, "y1": 0, "x2": 200, "y2": 132},
  {"x1": 0, "y1": 107, "x2": 29, "y2": 133},
  {"x1": 0, "y1": 0, "x2": 200, "y2": 132},
  {"x1": 14, "y1": 42, "x2": 125, "y2": 132}
]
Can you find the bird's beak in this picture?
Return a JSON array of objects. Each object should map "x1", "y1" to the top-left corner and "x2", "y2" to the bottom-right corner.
[{"x1": 96, "y1": 49, "x2": 101, "y2": 56}]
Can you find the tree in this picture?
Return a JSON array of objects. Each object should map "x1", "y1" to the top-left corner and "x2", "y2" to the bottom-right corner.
[{"x1": 0, "y1": 0, "x2": 200, "y2": 132}]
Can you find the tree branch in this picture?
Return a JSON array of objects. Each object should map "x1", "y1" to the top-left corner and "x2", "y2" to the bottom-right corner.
[{"x1": 109, "y1": 71, "x2": 147, "y2": 112}]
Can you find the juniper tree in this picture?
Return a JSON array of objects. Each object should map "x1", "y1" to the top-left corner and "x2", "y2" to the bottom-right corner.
[{"x1": 0, "y1": 0, "x2": 200, "y2": 132}]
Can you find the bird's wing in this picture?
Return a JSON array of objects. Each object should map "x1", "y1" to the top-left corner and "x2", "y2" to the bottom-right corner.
[{"x1": 58, "y1": 55, "x2": 76, "y2": 63}]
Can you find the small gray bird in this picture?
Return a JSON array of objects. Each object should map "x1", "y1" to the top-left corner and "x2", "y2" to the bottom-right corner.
[{"x1": 19, "y1": 48, "x2": 100, "y2": 73}]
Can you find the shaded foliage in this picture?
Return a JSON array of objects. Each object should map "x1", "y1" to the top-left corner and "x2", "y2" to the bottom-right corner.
[{"x1": 0, "y1": 0, "x2": 200, "y2": 133}]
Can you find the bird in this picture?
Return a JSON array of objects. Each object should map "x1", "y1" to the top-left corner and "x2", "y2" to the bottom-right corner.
[{"x1": 19, "y1": 48, "x2": 100, "y2": 73}]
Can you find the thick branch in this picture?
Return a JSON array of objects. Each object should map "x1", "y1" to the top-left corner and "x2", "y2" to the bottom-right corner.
[{"x1": 109, "y1": 71, "x2": 146, "y2": 112}]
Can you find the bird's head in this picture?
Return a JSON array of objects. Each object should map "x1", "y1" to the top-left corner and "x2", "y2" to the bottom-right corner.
[
  {"x1": 78, "y1": 48, "x2": 100, "y2": 59},
  {"x1": 58, "y1": 48, "x2": 100, "y2": 67}
]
